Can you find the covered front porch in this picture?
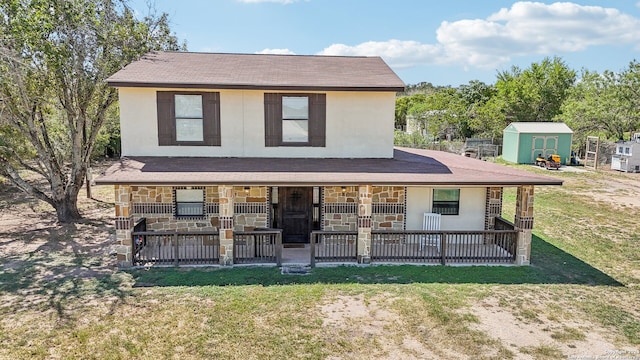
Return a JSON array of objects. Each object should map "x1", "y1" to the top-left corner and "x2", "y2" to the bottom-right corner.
[{"x1": 98, "y1": 148, "x2": 558, "y2": 268}]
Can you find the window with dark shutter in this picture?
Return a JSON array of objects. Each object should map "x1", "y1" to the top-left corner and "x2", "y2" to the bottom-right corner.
[
  {"x1": 156, "y1": 91, "x2": 221, "y2": 146},
  {"x1": 264, "y1": 93, "x2": 326, "y2": 147}
]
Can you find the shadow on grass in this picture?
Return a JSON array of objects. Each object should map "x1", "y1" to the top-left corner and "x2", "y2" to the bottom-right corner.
[
  {"x1": 0, "y1": 222, "x2": 128, "y2": 318},
  {"x1": 130, "y1": 235, "x2": 623, "y2": 287}
]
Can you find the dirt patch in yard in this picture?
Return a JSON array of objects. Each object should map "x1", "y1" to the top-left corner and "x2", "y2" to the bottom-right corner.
[
  {"x1": 469, "y1": 296, "x2": 636, "y2": 359},
  {"x1": 563, "y1": 170, "x2": 640, "y2": 209},
  {"x1": 319, "y1": 294, "x2": 446, "y2": 359}
]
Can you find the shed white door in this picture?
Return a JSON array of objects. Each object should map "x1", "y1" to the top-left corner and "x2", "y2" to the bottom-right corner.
[{"x1": 531, "y1": 136, "x2": 558, "y2": 161}]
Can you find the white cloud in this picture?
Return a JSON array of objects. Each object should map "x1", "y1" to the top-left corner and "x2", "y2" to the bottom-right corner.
[
  {"x1": 438, "y1": 1, "x2": 640, "y2": 67},
  {"x1": 256, "y1": 48, "x2": 296, "y2": 55},
  {"x1": 318, "y1": 40, "x2": 442, "y2": 68},
  {"x1": 318, "y1": 2, "x2": 640, "y2": 69},
  {"x1": 236, "y1": 0, "x2": 299, "y2": 4}
]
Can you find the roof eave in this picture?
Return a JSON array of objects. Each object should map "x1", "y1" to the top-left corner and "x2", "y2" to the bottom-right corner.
[
  {"x1": 94, "y1": 179, "x2": 563, "y2": 186},
  {"x1": 106, "y1": 81, "x2": 405, "y2": 92}
]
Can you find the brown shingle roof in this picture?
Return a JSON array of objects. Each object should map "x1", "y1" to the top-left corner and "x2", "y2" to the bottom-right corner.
[
  {"x1": 95, "y1": 148, "x2": 562, "y2": 186},
  {"x1": 106, "y1": 52, "x2": 405, "y2": 91}
]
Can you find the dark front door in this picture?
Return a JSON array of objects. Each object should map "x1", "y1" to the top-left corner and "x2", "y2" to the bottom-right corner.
[{"x1": 279, "y1": 187, "x2": 312, "y2": 243}]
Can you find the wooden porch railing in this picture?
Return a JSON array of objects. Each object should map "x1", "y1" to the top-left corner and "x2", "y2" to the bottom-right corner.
[
  {"x1": 494, "y1": 216, "x2": 515, "y2": 230},
  {"x1": 310, "y1": 231, "x2": 358, "y2": 267},
  {"x1": 371, "y1": 230, "x2": 517, "y2": 265},
  {"x1": 131, "y1": 228, "x2": 220, "y2": 266},
  {"x1": 131, "y1": 224, "x2": 516, "y2": 267},
  {"x1": 233, "y1": 230, "x2": 282, "y2": 266}
]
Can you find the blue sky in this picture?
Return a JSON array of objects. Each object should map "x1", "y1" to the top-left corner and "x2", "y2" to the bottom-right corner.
[{"x1": 131, "y1": 0, "x2": 640, "y2": 86}]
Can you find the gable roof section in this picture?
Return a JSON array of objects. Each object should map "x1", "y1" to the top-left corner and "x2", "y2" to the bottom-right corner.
[
  {"x1": 96, "y1": 147, "x2": 562, "y2": 186},
  {"x1": 504, "y1": 122, "x2": 573, "y2": 134},
  {"x1": 106, "y1": 51, "x2": 405, "y2": 92}
]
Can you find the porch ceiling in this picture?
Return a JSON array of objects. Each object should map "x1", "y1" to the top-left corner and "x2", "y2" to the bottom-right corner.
[{"x1": 95, "y1": 147, "x2": 563, "y2": 186}]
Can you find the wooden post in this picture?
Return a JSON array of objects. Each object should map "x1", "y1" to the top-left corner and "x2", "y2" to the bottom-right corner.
[
  {"x1": 310, "y1": 232, "x2": 316, "y2": 268},
  {"x1": 275, "y1": 230, "x2": 282, "y2": 267},
  {"x1": 440, "y1": 233, "x2": 447, "y2": 265},
  {"x1": 174, "y1": 233, "x2": 179, "y2": 266}
]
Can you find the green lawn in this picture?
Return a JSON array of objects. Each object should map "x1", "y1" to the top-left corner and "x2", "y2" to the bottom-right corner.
[{"x1": 0, "y1": 165, "x2": 639, "y2": 359}]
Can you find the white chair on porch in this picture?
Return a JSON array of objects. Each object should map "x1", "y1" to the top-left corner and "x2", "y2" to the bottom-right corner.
[{"x1": 422, "y1": 213, "x2": 441, "y2": 252}]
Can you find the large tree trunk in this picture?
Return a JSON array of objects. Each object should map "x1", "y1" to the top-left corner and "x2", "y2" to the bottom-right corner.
[{"x1": 53, "y1": 192, "x2": 82, "y2": 223}]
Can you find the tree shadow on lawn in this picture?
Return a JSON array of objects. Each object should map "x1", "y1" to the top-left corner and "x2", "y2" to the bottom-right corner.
[
  {"x1": 0, "y1": 221, "x2": 129, "y2": 319},
  {"x1": 130, "y1": 235, "x2": 624, "y2": 288}
]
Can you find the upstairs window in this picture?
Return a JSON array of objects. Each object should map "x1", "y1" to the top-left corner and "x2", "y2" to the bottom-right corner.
[
  {"x1": 175, "y1": 189, "x2": 204, "y2": 217},
  {"x1": 157, "y1": 91, "x2": 221, "y2": 146},
  {"x1": 175, "y1": 94, "x2": 204, "y2": 141},
  {"x1": 264, "y1": 93, "x2": 326, "y2": 147},
  {"x1": 282, "y1": 96, "x2": 309, "y2": 143},
  {"x1": 432, "y1": 189, "x2": 460, "y2": 215}
]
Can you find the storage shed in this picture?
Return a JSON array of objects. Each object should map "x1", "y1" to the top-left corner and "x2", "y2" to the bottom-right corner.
[{"x1": 502, "y1": 122, "x2": 573, "y2": 165}]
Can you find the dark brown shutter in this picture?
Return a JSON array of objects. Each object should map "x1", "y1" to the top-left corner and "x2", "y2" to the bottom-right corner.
[
  {"x1": 309, "y1": 93, "x2": 326, "y2": 147},
  {"x1": 264, "y1": 93, "x2": 282, "y2": 147},
  {"x1": 202, "y1": 92, "x2": 221, "y2": 146},
  {"x1": 156, "y1": 91, "x2": 175, "y2": 145}
]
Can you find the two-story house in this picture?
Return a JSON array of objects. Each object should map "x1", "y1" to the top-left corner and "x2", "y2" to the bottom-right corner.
[{"x1": 97, "y1": 51, "x2": 561, "y2": 267}]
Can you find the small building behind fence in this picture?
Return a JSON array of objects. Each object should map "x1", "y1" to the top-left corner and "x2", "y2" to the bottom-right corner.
[{"x1": 611, "y1": 133, "x2": 640, "y2": 173}]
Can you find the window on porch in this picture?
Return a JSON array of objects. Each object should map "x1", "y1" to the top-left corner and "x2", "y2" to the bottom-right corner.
[
  {"x1": 175, "y1": 188, "x2": 204, "y2": 217},
  {"x1": 432, "y1": 189, "x2": 460, "y2": 215}
]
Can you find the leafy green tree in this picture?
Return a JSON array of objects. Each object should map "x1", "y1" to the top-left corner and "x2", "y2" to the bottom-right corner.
[
  {"x1": 618, "y1": 60, "x2": 640, "y2": 135},
  {"x1": 558, "y1": 63, "x2": 640, "y2": 150},
  {"x1": 469, "y1": 96, "x2": 508, "y2": 139},
  {"x1": 496, "y1": 56, "x2": 576, "y2": 122},
  {"x1": 457, "y1": 80, "x2": 498, "y2": 139},
  {"x1": 0, "y1": 0, "x2": 184, "y2": 223},
  {"x1": 408, "y1": 88, "x2": 470, "y2": 140},
  {"x1": 395, "y1": 93, "x2": 426, "y2": 129}
]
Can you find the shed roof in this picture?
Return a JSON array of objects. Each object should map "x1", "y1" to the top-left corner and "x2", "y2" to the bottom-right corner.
[
  {"x1": 106, "y1": 51, "x2": 405, "y2": 92},
  {"x1": 504, "y1": 122, "x2": 573, "y2": 134},
  {"x1": 96, "y1": 147, "x2": 562, "y2": 186}
]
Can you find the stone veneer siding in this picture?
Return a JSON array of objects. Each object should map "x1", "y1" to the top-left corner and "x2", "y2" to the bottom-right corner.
[
  {"x1": 218, "y1": 185, "x2": 234, "y2": 265},
  {"x1": 322, "y1": 186, "x2": 407, "y2": 232},
  {"x1": 114, "y1": 185, "x2": 132, "y2": 266},
  {"x1": 357, "y1": 185, "x2": 373, "y2": 262},
  {"x1": 322, "y1": 186, "x2": 358, "y2": 231},
  {"x1": 232, "y1": 186, "x2": 268, "y2": 231},
  {"x1": 371, "y1": 186, "x2": 405, "y2": 230},
  {"x1": 129, "y1": 185, "x2": 219, "y2": 232},
  {"x1": 515, "y1": 185, "x2": 535, "y2": 265},
  {"x1": 483, "y1": 187, "x2": 503, "y2": 244},
  {"x1": 484, "y1": 187, "x2": 503, "y2": 230}
]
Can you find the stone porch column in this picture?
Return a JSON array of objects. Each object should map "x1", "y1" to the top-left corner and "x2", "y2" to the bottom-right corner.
[
  {"x1": 484, "y1": 187, "x2": 503, "y2": 230},
  {"x1": 218, "y1": 185, "x2": 234, "y2": 265},
  {"x1": 357, "y1": 184, "x2": 373, "y2": 264},
  {"x1": 515, "y1": 185, "x2": 535, "y2": 265},
  {"x1": 114, "y1": 185, "x2": 133, "y2": 267},
  {"x1": 484, "y1": 187, "x2": 503, "y2": 244}
]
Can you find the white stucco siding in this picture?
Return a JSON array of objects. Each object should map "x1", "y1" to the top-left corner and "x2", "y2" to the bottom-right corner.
[
  {"x1": 118, "y1": 87, "x2": 394, "y2": 158},
  {"x1": 406, "y1": 187, "x2": 486, "y2": 231}
]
